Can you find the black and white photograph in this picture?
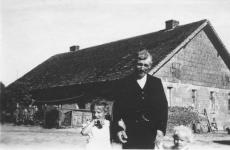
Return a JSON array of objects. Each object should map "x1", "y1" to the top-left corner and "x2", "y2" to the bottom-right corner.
[{"x1": 1, "y1": 0, "x2": 230, "y2": 150}]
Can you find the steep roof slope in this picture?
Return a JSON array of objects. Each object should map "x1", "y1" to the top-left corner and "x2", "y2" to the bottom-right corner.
[{"x1": 9, "y1": 19, "x2": 227, "y2": 90}]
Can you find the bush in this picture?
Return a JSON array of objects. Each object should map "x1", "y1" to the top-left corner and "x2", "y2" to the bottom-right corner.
[{"x1": 167, "y1": 106, "x2": 201, "y2": 133}]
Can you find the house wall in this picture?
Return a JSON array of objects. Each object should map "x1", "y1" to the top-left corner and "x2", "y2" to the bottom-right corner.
[{"x1": 155, "y1": 30, "x2": 230, "y2": 129}]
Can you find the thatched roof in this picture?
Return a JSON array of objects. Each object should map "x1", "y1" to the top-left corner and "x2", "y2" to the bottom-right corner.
[{"x1": 8, "y1": 19, "x2": 230, "y2": 92}]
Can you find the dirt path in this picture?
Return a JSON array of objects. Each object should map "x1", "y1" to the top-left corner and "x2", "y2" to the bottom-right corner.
[
  {"x1": 0, "y1": 124, "x2": 229, "y2": 150},
  {"x1": 0, "y1": 124, "x2": 86, "y2": 150}
]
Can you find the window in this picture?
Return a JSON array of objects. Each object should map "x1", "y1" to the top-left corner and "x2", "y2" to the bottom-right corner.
[
  {"x1": 192, "y1": 89, "x2": 197, "y2": 108},
  {"x1": 228, "y1": 93, "x2": 230, "y2": 111},
  {"x1": 170, "y1": 62, "x2": 181, "y2": 79},
  {"x1": 210, "y1": 91, "x2": 215, "y2": 113},
  {"x1": 222, "y1": 74, "x2": 230, "y2": 86},
  {"x1": 167, "y1": 87, "x2": 173, "y2": 107},
  {"x1": 228, "y1": 99, "x2": 230, "y2": 111}
]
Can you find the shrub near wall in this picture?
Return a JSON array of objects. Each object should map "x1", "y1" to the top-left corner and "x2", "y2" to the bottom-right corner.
[{"x1": 167, "y1": 106, "x2": 201, "y2": 133}]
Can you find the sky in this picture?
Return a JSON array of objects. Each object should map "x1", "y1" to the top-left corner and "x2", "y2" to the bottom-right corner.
[{"x1": 1, "y1": 0, "x2": 230, "y2": 86}]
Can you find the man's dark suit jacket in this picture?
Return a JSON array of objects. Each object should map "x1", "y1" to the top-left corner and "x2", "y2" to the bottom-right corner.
[{"x1": 112, "y1": 74, "x2": 168, "y2": 149}]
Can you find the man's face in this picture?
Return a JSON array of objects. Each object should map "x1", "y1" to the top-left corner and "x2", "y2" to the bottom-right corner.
[{"x1": 135, "y1": 57, "x2": 152, "y2": 79}]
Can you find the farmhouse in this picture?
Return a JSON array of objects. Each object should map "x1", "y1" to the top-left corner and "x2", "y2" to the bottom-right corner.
[{"x1": 8, "y1": 19, "x2": 230, "y2": 129}]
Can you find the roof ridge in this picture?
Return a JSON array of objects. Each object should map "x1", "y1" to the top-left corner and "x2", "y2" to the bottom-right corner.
[
  {"x1": 83, "y1": 19, "x2": 208, "y2": 51},
  {"x1": 53, "y1": 19, "x2": 208, "y2": 57}
]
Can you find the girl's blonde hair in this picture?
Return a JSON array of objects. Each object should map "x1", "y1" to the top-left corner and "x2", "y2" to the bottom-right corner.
[
  {"x1": 173, "y1": 125, "x2": 193, "y2": 143},
  {"x1": 90, "y1": 97, "x2": 110, "y2": 119}
]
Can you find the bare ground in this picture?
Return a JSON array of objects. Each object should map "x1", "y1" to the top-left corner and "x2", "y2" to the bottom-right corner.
[{"x1": 0, "y1": 124, "x2": 229, "y2": 150}]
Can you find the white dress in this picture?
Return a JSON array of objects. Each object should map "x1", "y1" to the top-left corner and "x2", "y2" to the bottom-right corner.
[{"x1": 85, "y1": 120, "x2": 112, "y2": 150}]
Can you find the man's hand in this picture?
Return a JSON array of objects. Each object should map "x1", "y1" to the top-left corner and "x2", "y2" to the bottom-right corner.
[
  {"x1": 117, "y1": 130, "x2": 128, "y2": 143},
  {"x1": 155, "y1": 130, "x2": 164, "y2": 148}
]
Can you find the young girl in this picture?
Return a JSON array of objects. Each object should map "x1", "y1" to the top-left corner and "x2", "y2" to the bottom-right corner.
[
  {"x1": 159, "y1": 125, "x2": 193, "y2": 150},
  {"x1": 81, "y1": 98, "x2": 112, "y2": 150}
]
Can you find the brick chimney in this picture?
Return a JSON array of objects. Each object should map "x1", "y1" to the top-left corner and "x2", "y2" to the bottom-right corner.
[
  {"x1": 165, "y1": 20, "x2": 179, "y2": 30},
  {"x1": 70, "y1": 45, "x2": 80, "y2": 52}
]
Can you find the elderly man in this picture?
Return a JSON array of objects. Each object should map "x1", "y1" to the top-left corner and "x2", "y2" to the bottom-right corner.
[{"x1": 112, "y1": 49, "x2": 168, "y2": 149}]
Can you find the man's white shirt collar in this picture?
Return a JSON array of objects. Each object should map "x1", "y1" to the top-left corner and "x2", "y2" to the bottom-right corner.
[{"x1": 136, "y1": 74, "x2": 147, "y2": 89}]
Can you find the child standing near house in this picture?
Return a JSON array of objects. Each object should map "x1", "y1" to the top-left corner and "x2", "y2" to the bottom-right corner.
[
  {"x1": 81, "y1": 97, "x2": 112, "y2": 150},
  {"x1": 171, "y1": 125, "x2": 193, "y2": 150},
  {"x1": 158, "y1": 125, "x2": 193, "y2": 150}
]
